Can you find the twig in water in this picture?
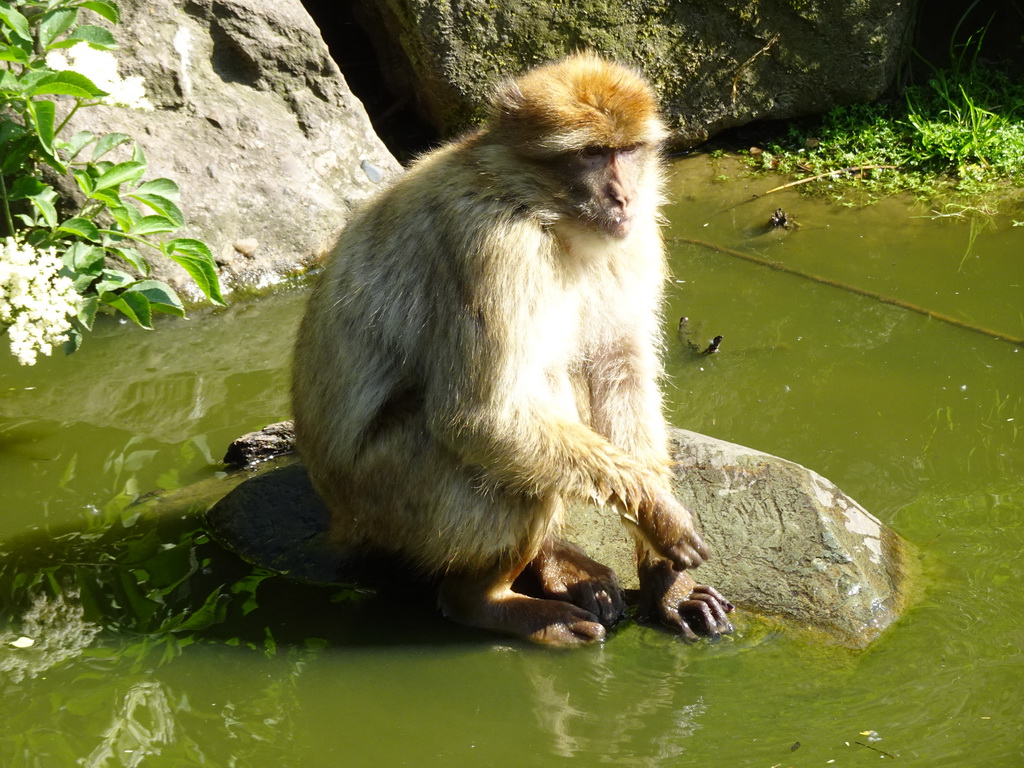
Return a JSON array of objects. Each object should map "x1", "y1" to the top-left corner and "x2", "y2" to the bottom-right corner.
[
  {"x1": 671, "y1": 237, "x2": 1024, "y2": 348},
  {"x1": 759, "y1": 165, "x2": 900, "y2": 196},
  {"x1": 856, "y1": 741, "x2": 896, "y2": 758}
]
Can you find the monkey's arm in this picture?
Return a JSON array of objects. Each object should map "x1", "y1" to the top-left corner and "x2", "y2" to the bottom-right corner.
[
  {"x1": 588, "y1": 339, "x2": 672, "y2": 477},
  {"x1": 417, "y1": 224, "x2": 705, "y2": 569}
]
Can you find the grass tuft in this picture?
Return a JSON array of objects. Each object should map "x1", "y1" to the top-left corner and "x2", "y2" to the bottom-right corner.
[{"x1": 739, "y1": 37, "x2": 1024, "y2": 207}]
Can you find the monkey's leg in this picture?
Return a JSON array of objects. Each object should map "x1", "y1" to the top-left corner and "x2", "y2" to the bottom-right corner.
[
  {"x1": 636, "y1": 548, "x2": 735, "y2": 642},
  {"x1": 525, "y1": 538, "x2": 626, "y2": 629},
  {"x1": 439, "y1": 555, "x2": 609, "y2": 646}
]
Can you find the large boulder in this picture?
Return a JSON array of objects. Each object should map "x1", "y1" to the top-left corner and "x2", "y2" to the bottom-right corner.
[
  {"x1": 347, "y1": 0, "x2": 915, "y2": 145},
  {"x1": 55, "y1": 0, "x2": 400, "y2": 299},
  {"x1": 208, "y1": 423, "x2": 913, "y2": 648}
]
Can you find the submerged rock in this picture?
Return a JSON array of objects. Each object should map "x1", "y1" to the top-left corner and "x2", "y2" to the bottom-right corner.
[{"x1": 208, "y1": 423, "x2": 912, "y2": 648}]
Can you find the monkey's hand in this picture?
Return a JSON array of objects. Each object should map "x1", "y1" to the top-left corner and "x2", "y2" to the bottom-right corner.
[
  {"x1": 527, "y1": 538, "x2": 626, "y2": 628},
  {"x1": 621, "y1": 489, "x2": 710, "y2": 571},
  {"x1": 637, "y1": 557, "x2": 735, "y2": 642}
]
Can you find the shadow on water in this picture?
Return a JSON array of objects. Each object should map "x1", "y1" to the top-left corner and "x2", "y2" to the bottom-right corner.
[{"x1": 0, "y1": 498, "x2": 479, "y2": 659}]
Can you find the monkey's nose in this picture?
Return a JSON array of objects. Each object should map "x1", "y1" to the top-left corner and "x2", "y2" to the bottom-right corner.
[{"x1": 606, "y1": 179, "x2": 632, "y2": 209}]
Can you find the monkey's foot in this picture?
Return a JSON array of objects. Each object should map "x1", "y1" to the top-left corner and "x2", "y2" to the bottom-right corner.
[
  {"x1": 440, "y1": 575, "x2": 607, "y2": 647},
  {"x1": 526, "y1": 538, "x2": 626, "y2": 628},
  {"x1": 637, "y1": 558, "x2": 734, "y2": 642}
]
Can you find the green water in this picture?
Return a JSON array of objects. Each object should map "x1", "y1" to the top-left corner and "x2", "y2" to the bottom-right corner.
[{"x1": 1, "y1": 156, "x2": 1022, "y2": 766}]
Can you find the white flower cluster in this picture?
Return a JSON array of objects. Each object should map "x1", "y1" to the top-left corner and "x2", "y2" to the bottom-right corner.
[
  {"x1": 45, "y1": 42, "x2": 153, "y2": 110},
  {"x1": 0, "y1": 238, "x2": 79, "y2": 365}
]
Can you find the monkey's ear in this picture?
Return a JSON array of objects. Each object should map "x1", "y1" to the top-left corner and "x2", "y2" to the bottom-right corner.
[{"x1": 489, "y1": 79, "x2": 527, "y2": 123}]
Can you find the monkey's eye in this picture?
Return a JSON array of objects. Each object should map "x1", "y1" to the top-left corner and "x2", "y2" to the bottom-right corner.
[
  {"x1": 617, "y1": 144, "x2": 642, "y2": 155},
  {"x1": 581, "y1": 146, "x2": 607, "y2": 158}
]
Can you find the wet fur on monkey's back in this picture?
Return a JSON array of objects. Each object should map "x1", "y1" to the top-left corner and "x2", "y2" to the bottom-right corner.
[{"x1": 291, "y1": 56, "x2": 670, "y2": 575}]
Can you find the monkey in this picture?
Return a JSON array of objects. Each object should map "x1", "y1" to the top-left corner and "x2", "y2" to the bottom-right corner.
[{"x1": 291, "y1": 52, "x2": 734, "y2": 646}]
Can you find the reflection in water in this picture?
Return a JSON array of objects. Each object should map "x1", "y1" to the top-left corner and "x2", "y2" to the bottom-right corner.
[
  {"x1": 0, "y1": 590, "x2": 100, "y2": 684},
  {"x1": 519, "y1": 635, "x2": 707, "y2": 764},
  {"x1": 83, "y1": 681, "x2": 175, "y2": 768}
]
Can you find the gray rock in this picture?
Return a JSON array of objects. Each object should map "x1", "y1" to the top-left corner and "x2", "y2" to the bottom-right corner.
[
  {"x1": 566, "y1": 430, "x2": 912, "y2": 648},
  {"x1": 207, "y1": 423, "x2": 912, "y2": 647},
  {"x1": 54, "y1": 0, "x2": 400, "y2": 299},
  {"x1": 351, "y1": 0, "x2": 914, "y2": 146},
  {"x1": 223, "y1": 420, "x2": 297, "y2": 468}
]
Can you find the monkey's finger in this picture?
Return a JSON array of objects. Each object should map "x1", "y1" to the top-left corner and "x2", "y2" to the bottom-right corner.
[
  {"x1": 664, "y1": 541, "x2": 706, "y2": 570},
  {"x1": 688, "y1": 591, "x2": 735, "y2": 634},
  {"x1": 660, "y1": 605, "x2": 701, "y2": 643},
  {"x1": 532, "y1": 604, "x2": 607, "y2": 645},
  {"x1": 567, "y1": 583, "x2": 624, "y2": 627},
  {"x1": 594, "y1": 586, "x2": 627, "y2": 627},
  {"x1": 693, "y1": 535, "x2": 712, "y2": 560},
  {"x1": 678, "y1": 598, "x2": 722, "y2": 640},
  {"x1": 691, "y1": 584, "x2": 735, "y2": 613}
]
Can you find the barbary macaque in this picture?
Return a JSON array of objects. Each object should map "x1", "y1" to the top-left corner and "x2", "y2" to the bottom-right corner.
[{"x1": 292, "y1": 53, "x2": 734, "y2": 645}]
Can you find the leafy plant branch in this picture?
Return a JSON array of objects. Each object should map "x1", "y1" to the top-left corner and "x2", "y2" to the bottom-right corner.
[{"x1": 0, "y1": 0, "x2": 224, "y2": 365}]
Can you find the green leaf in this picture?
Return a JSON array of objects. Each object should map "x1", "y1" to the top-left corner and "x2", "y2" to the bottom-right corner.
[
  {"x1": 94, "y1": 160, "x2": 145, "y2": 191},
  {"x1": 100, "y1": 288, "x2": 153, "y2": 329},
  {"x1": 64, "y1": 323, "x2": 84, "y2": 354},
  {"x1": 134, "y1": 178, "x2": 179, "y2": 200},
  {"x1": 129, "y1": 193, "x2": 183, "y2": 227},
  {"x1": 72, "y1": 167, "x2": 94, "y2": 195},
  {"x1": 7, "y1": 176, "x2": 48, "y2": 199},
  {"x1": 59, "y1": 25, "x2": 117, "y2": 49},
  {"x1": 111, "y1": 246, "x2": 149, "y2": 276},
  {"x1": 77, "y1": 296, "x2": 99, "y2": 328},
  {"x1": 168, "y1": 587, "x2": 227, "y2": 633},
  {"x1": 129, "y1": 215, "x2": 177, "y2": 236},
  {"x1": 28, "y1": 99, "x2": 56, "y2": 155},
  {"x1": 0, "y1": 69, "x2": 21, "y2": 93},
  {"x1": 61, "y1": 130, "x2": 96, "y2": 160},
  {"x1": 30, "y1": 71, "x2": 107, "y2": 99},
  {"x1": 113, "y1": 566, "x2": 161, "y2": 625},
  {"x1": 88, "y1": 187, "x2": 122, "y2": 208},
  {"x1": 0, "y1": 45, "x2": 29, "y2": 64},
  {"x1": 93, "y1": 132, "x2": 133, "y2": 160},
  {"x1": 0, "y1": 120, "x2": 26, "y2": 144},
  {"x1": 58, "y1": 217, "x2": 102, "y2": 242},
  {"x1": 28, "y1": 189, "x2": 59, "y2": 227},
  {"x1": 95, "y1": 269, "x2": 134, "y2": 293},
  {"x1": 106, "y1": 204, "x2": 137, "y2": 231},
  {"x1": 78, "y1": 1, "x2": 121, "y2": 24},
  {"x1": 0, "y1": 135, "x2": 36, "y2": 175},
  {"x1": 0, "y1": 7, "x2": 32, "y2": 44},
  {"x1": 62, "y1": 241, "x2": 106, "y2": 273},
  {"x1": 165, "y1": 238, "x2": 225, "y2": 305},
  {"x1": 39, "y1": 9, "x2": 79, "y2": 49},
  {"x1": 71, "y1": 269, "x2": 98, "y2": 292},
  {"x1": 125, "y1": 280, "x2": 185, "y2": 317}
]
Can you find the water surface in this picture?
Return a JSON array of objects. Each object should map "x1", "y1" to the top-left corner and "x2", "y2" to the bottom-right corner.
[{"x1": 1, "y1": 156, "x2": 1021, "y2": 766}]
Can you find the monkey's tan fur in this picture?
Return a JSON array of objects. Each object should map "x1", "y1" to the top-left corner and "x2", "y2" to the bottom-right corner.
[{"x1": 292, "y1": 54, "x2": 730, "y2": 644}]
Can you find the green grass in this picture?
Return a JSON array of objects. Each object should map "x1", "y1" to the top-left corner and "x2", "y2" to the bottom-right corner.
[{"x1": 738, "y1": 55, "x2": 1024, "y2": 208}]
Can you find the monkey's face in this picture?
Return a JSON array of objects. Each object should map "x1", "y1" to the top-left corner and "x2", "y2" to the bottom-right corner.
[{"x1": 555, "y1": 143, "x2": 657, "y2": 239}]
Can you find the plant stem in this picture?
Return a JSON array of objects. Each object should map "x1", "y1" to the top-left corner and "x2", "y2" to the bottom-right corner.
[
  {"x1": 54, "y1": 100, "x2": 83, "y2": 137},
  {"x1": 0, "y1": 174, "x2": 15, "y2": 238}
]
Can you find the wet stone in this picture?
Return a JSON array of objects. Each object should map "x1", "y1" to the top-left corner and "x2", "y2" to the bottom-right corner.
[{"x1": 206, "y1": 425, "x2": 913, "y2": 648}]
